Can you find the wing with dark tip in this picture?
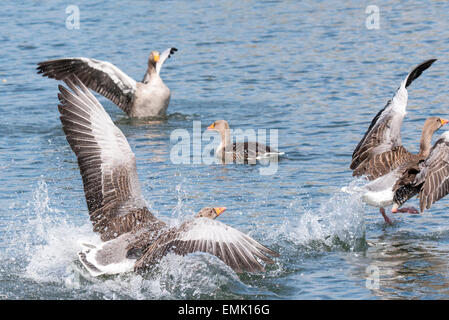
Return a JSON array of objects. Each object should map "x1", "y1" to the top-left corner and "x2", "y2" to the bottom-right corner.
[
  {"x1": 134, "y1": 218, "x2": 279, "y2": 273},
  {"x1": 414, "y1": 138, "x2": 449, "y2": 212},
  {"x1": 405, "y1": 59, "x2": 437, "y2": 88},
  {"x1": 57, "y1": 76, "x2": 156, "y2": 241},
  {"x1": 38, "y1": 57, "x2": 137, "y2": 114},
  {"x1": 156, "y1": 47, "x2": 177, "y2": 75},
  {"x1": 350, "y1": 59, "x2": 437, "y2": 180}
]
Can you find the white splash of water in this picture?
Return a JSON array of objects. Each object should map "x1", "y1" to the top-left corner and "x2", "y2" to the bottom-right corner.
[
  {"x1": 22, "y1": 180, "x2": 99, "y2": 283},
  {"x1": 276, "y1": 180, "x2": 367, "y2": 251},
  {"x1": 164, "y1": 180, "x2": 194, "y2": 227},
  {"x1": 76, "y1": 253, "x2": 242, "y2": 299},
  {"x1": 154, "y1": 253, "x2": 242, "y2": 298},
  {"x1": 17, "y1": 179, "x2": 243, "y2": 299}
]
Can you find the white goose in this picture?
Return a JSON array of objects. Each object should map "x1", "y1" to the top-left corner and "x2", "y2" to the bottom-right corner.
[{"x1": 37, "y1": 48, "x2": 177, "y2": 118}]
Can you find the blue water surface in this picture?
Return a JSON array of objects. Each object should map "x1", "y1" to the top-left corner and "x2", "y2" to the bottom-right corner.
[{"x1": 1, "y1": 0, "x2": 449, "y2": 299}]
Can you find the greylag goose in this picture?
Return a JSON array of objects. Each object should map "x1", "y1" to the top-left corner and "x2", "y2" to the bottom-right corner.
[
  {"x1": 392, "y1": 130, "x2": 449, "y2": 214},
  {"x1": 350, "y1": 59, "x2": 437, "y2": 179},
  {"x1": 57, "y1": 76, "x2": 279, "y2": 276},
  {"x1": 359, "y1": 117, "x2": 447, "y2": 224},
  {"x1": 37, "y1": 48, "x2": 177, "y2": 118},
  {"x1": 349, "y1": 59, "x2": 442, "y2": 223},
  {"x1": 207, "y1": 120, "x2": 284, "y2": 164}
]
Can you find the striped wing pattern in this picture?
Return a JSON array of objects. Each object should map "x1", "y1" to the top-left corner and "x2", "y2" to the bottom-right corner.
[
  {"x1": 134, "y1": 218, "x2": 279, "y2": 273},
  {"x1": 415, "y1": 139, "x2": 449, "y2": 212},
  {"x1": 223, "y1": 142, "x2": 272, "y2": 163},
  {"x1": 38, "y1": 57, "x2": 137, "y2": 114},
  {"x1": 350, "y1": 97, "x2": 406, "y2": 180},
  {"x1": 57, "y1": 76, "x2": 152, "y2": 241},
  {"x1": 353, "y1": 145, "x2": 414, "y2": 180}
]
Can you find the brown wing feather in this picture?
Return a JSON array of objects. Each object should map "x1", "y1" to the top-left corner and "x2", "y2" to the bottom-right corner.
[
  {"x1": 418, "y1": 140, "x2": 449, "y2": 212},
  {"x1": 351, "y1": 60, "x2": 437, "y2": 178},
  {"x1": 390, "y1": 159, "x2": 423, "y2": 208},
  {"x1": 38, "y1": 58, "x2": 136, "y2": 114},
  {"x1": 134, "y1": 218, "x2": 279, "y2": 273},
  {"x1": 351, "y1": 115, "x2": 391, "y2": 170},
  {"x1": 57, "y1": 76, "x2": 157, "y2": 241},
  {"x1": 353, "y1": 146, "x2": 414, "y2": 180}
]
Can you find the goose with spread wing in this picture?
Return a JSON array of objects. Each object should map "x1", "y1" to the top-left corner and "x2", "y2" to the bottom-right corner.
[
  {"x1": 360, "y1": 117, "x2": 447, "y2": 224},
  {"x1": 207, "y1": 120, "x2": 284, "y2": 164},
  {"x1": 57, "y1": 76, "x2": 279, "y2": 276},
  {"x1": 37, "y1": 48, "x2": 177, "y2": 118},
  {"x1": 349, "y1": 59, "x2": 444, "y2": 223}
]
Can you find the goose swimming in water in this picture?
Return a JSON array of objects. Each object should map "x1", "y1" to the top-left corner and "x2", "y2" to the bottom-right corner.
[
  {"x1": 37, "y1": 48, "x2": 177, "y2": 118},
  {"x1": 56, "y1": 76, "x2": 279, "y2": 276},
  {"x1": 349, "y1": 59, "x2": 444, "y2": 224},
  {"x1": 207, "y1": 120, "x2": 284, "y2": 164}
]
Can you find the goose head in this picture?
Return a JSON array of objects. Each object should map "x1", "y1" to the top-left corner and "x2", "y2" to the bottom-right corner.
[
  {"x1": 419, "y1": 117, "x2": 448, "y2": 157},
  {"x1": 148, "y1": 51, "x2": 160, "y2": 67},
  {"x1": 423, "y1": 116, "x2": 448, "y2": 133},
  {"x1": 195, "y1": 207, "x2": 227, "y2": 219},
  {"x1": 207, "y1": 120, "x2": 230, "y2": 133}
]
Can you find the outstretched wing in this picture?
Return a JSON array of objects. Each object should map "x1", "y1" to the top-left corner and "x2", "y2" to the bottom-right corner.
[
  {"x1": 350, "y1": 59, "x2": 437, "y2": 180},
  {"x1": 57, "y1": 76, "x2": 155, "y2": 241},
  {"x1": 38, "y1": 57, "x2": 137, "y2": 114},
  {"x1": 156, "y1": 47, "x2": 178, "y2": 75},
  {"x1": 414, "y1": 137, "x2": 449, "y2": 212},
  {"x1": 134, "y1": 218, "x2": 279, "y2": 273}
]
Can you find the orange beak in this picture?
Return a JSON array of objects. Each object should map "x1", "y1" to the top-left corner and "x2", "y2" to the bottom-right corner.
[
  {"x1": 213, "y1": 207, "x2": 226, "y2": 216},
  {"x1": 207, "y1": 123, "x2": 215, "y2": 130},
  {"x1": 441, "y1": 119, "x2": 449, "y2": 126},
  {"x1": 154, "y1": 53, "x2": 160, "y2": 62}
]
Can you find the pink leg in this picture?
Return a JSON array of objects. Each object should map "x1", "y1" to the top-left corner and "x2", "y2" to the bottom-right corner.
[
  {"x1": 380, "y1": 208, "x2": 393, "y2": 225},
  {"x1": 392, "y1": 207, "x2": 419, "y2": 214}
]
